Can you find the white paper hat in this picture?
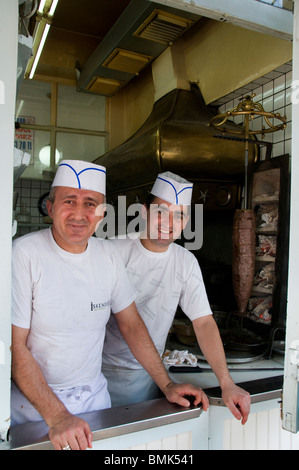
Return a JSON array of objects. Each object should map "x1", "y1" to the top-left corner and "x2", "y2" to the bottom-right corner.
[
  {"x1": 52, "y1": 160, "x2": 106, "y2": 195},
  {"x1": 150, "y1": 172, "x2": 193, "y2": 205}
]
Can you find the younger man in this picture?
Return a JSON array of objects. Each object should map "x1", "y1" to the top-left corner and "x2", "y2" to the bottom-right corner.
[{"x1": 103, "y1": 172, "x2": 250, "y2": 425}]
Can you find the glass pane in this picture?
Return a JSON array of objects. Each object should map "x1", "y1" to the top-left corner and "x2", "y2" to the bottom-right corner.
[
  {"x1": 56, "y1": 132, "x2": 106, "y2": 162},
  {"x1": 20, "y1": 130, "x2": 53, "y2": 179},
  {"x1": 57, "y1": 85, "x2": 106, "y2": 131},
  {"x1": 15, "y1": 80, "x2": 51, "y2": 126}
]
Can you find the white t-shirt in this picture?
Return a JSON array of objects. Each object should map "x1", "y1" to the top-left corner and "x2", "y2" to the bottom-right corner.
[
  {"x1": 11, "y1": 228, "x2": 135, "y2": 390},
  {"x1": 102, "y1": 236, "x2": 212, "y2": 369}
]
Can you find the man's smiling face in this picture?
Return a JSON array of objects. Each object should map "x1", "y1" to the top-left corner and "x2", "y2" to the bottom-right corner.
[
  {"x1": 141, "y1": 197, "x2": 189, "y2": 252},
  {"x1": 47, "y1": 186, "x2": 105, "y2": 253}
]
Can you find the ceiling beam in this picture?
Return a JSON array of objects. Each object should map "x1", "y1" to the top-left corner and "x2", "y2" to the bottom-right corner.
[{"x1": 149, "y1": 0, "x2": 293, "y2": 40}]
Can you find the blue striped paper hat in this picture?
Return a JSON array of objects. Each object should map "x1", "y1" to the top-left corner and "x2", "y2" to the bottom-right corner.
[
  {"x1": 150, "y1": 172, "x2": 193, "y2": 205},
  {"x1": 52, "y1": 160, "x2": 106, "y2": 195}
]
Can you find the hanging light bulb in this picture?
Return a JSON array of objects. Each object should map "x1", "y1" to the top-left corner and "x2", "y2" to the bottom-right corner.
[{"x1": 39, "y1": 145, "x2": 61, "y2": 166}]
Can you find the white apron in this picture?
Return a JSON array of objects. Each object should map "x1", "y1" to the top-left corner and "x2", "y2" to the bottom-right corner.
[{"x1": 11, "y1": 372, "x2": 111, "y2": 425}]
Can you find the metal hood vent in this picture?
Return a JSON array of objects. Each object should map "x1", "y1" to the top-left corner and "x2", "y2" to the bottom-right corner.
[
  {"x1": 86, "y1": 77, "x2": 125, "y2": 95},
  {"x1": 94, "y1": 84, "x2": 257, "y2": 201},
  {"x1": 133, "y1": 9, "x2": 194, "y2": 44},
  {"x1": 102, "y1": 49, "x2": 153, "y2": 74},
  {"x1": 78, "y1": 0, "x2": 200, "y2": 95}
]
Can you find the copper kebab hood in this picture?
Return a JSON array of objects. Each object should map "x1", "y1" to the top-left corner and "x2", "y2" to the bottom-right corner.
[{"x1": 94, "y1": 83, "x2": 258, "y2": 204}]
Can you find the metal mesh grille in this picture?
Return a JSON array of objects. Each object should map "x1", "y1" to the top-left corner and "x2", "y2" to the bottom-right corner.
[
  {"x1": 87, "y1": 77, "x2": 123, "y2": 95},
  {"x1": 134, "y1": 11, "x2": 193, "y2": 44},
  {"x1": 102, "y1": 49, "x2": 152, "y2": 74}
]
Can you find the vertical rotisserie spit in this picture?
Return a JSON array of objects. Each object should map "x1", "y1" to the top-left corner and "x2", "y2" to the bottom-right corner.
[
  {"x1": 210, "y1": 94, "x2": 286, "y2": 316},
  {"x1": 232, "y1": 208, "x2": 256, "y2": 314}
]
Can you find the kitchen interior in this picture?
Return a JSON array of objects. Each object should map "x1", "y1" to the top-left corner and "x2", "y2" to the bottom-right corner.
[{"x1": 1, "y1": 0, "x2": 299, "y2": 450}]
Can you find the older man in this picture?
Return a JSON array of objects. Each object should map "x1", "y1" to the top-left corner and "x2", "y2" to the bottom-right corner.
[
  {"x1": 103, "y1": 172, "x2": 251, "y2": 425},
  {"x1": 11, "y1": 161, "x2": 208, "y2": 451}
]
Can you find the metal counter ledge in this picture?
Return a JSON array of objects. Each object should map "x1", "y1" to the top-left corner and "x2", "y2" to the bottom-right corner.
[
  {"x1": 168, "y1": 354, "x2": 285, "y2": 406},
  {"x1": 1, "y1": 398, "x2": 203, "y2": 450},
  {"x1": 1, "y1": 356, "x2": 284, "y2": 450}
]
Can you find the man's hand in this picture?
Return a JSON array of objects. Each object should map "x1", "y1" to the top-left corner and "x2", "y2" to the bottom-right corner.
[
  {"x1": 163, "y1": 382, "x2": 209, "y2": 410},
  {"x1": 48, "y1": 410, "x2": 93, "y2": 450},
  {"x1": 221, "y1": 383, "x2": 251, "y2": 425}
]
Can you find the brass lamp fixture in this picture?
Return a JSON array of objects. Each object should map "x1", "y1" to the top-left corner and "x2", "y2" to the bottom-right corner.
[
  {"x1": 210, "y1": 93, "x2": 287, "y2": 136},
  {"x1": 210, "y1": 94, "x2": 287, "y2": 208},
  {"x1": 25, "y1": 0, "x2": 59, "y2": 79},
  {"x1": 210, "y1": 94, "x2": 287, "y2": 316}
]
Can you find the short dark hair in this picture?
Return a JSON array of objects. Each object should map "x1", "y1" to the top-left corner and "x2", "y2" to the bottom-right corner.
[{"x1": 144, "y1": 192, "x2": 157, "y2": 209}]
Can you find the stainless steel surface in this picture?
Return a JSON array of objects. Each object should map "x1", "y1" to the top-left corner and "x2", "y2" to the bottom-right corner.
[
  {"x1": 3, "y1": 398, "x2": 202, "y2": 450},
  {"x1": 1, "y1": 358, "x2": 285, "y2": 450},
  {"x1": 169, "y1": 365, "x2": 284, "y2": 373},
  {"x1": 197, "y1": 351, "x2": 266, "y2": 363},
  {"x1": 205, "y1": 375, "x2": 283, "y2": 406},
  {"x1": 168, "y1": 355, "x2": 285, "y2": 398}
]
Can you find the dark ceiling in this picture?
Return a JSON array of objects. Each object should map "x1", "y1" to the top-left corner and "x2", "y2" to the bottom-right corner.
[
  {"x1": 22, "y1": 0, "x2": 292, "y2": 97},
  {"x1": 24, "y1": 0, "x2": 201, "y2": 95},
  {"x1": 28, "y1": 0, "x2": 132, "y2": 85}
]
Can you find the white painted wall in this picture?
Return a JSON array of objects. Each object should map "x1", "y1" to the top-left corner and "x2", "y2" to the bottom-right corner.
[
  {"x1": 282, "y1": 0, "x2": 299, "y2": 435},
  {"x1": 209, "y1": 400, "x2": 299, "y2": 450},
  {"x1": 0, "y1": 0, "x2": 18, "y2": 440}
]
